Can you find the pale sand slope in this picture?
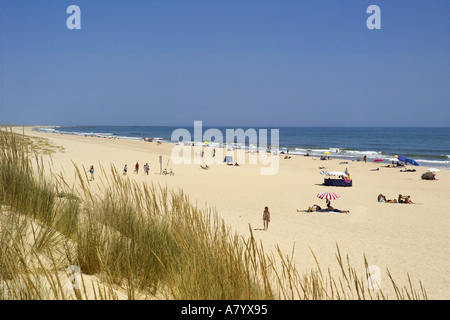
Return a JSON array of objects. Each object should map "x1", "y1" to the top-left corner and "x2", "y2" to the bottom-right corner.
[{"x1": 13, "y1": 127, "x2": 450, "y2": 299}]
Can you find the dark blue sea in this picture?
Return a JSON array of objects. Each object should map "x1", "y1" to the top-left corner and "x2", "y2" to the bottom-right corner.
[{"x1": 35, "y1": 126, "x2": 450, "y2": 169}]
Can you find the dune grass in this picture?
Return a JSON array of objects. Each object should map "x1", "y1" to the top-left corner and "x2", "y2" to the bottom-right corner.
[{"x1": 0, "y1": 126, "x2": 428, "y2": 300}]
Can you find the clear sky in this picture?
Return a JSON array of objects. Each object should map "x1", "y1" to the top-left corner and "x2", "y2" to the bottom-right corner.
[{"x1": 0, "y1": 0, "x2": 449, "y2": 127}]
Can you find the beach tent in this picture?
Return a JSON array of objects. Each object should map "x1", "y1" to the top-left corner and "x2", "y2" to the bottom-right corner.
[
  {"x1": 223, "y1": 154, "x2": 233, "y2": 164},
  {"x1": 320, "y1": 170, "x2": 352, "y2": 187}
]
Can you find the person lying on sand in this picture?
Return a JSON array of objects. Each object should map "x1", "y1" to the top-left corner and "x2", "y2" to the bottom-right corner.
[
  {"x1": 297, "y1": 204, "x2": 323, "y2": 212},
  {"x1": 378, "y1": 193, "x2": 397, "y2": 203},
  {"x1": 400, "y1": 169, "x2": 416, "y2": 172},
  {"x1": 297, "y1": 204, "x2": 349, "y2": 213},
  {"x1": 404, "y1": 196, "x2": 414, "y2": 204},
  {"x1": 327, "y1": 203, "x2": 349, "y2": 213},
  {"x1": 398, "y1": 194, "x2": 414, "y2": 203}
]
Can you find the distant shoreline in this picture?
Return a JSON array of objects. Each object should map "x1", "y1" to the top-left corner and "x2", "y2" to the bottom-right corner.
[{"x1": 25, "y1": 125, "x2": 450, "y2": 170}]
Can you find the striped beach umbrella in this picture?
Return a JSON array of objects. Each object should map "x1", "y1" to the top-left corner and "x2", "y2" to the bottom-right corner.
[
  {"x1": 316, "y1": 192, "x2": 341, "y2": 200},
  {"x1": 319, "y1": 171, "x2": 346, "y2": 177}
]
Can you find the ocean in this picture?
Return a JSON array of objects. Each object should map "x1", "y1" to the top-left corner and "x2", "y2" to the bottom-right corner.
[{"x1": 34, "y1": 126, "x2": 450, "y2": 170}]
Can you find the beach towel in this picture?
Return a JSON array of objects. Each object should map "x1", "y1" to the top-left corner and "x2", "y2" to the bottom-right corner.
[{"x1": 343, "y1": 176, "x2": 352, "y2": 183}]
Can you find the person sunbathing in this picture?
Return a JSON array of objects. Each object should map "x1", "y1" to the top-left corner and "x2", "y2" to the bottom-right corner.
[
  {"x1": 327, "y1": 203, "x2": 349, "y2": 213},
  {"x1": 404, "y1": 196, "x2": 414, "y2": 204},
  {"x1": 297, "y1": 204, "x2": 323, "y2": 212}
]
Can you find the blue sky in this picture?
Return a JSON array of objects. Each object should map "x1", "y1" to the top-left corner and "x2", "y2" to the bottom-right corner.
[{"x1": 0, "y1": 0, "x2": 449, "y2": 127}]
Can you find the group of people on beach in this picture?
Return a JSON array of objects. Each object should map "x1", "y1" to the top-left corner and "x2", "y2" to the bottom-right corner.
[
  {"x1": 122, "y1": 162, "x2": 150, "y2": 175},
  {"x1": 377, "y1": 193, "x2": 414, "y2": 204},
  {"x1": 87, "y1": 162, "x2": 151, "y2": 180},
  {"x1": 382, "y1": 161, "x2": 405, "y2": 168}
]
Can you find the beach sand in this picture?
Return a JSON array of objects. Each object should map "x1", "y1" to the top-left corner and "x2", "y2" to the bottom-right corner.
[{"x1": 11, "y1": 126, "x2": 450, "y2": 299}]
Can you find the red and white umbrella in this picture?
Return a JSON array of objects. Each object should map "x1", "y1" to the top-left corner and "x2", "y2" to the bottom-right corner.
[{"x1": 316, "y1": 192, "x2": 341, "y2": 200}]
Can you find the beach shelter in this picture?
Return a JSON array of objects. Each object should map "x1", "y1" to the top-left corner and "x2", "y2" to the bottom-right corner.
[
  {"x1": 395, "y1": 155, "x2": 419, "y2": 166},
  {"x1": 223, "y1": 154, "x2": 233, "y2": 164}
]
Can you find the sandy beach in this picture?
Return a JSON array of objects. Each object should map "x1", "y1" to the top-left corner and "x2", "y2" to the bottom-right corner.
[{"x1": 11, "y1": 126, "x2": 450, "y2": 299}]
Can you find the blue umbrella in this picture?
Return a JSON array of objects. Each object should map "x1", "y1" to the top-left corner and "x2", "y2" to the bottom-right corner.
[
  {"x1": 396, "y1": 155, "x2": 407, "y2": 162},
  {"x1": 406, "y1": 158, "x2": 419, "y2": 166}
]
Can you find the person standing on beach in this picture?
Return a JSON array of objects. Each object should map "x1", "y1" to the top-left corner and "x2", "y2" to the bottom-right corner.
[
  {"x1": 144, "y1": 163, "x2": 150, "y2": 175},
  {"x1": 135, "y1": 162, "x2": 139, "y2": 174},
  {"x1": 123, "y1": 164, "x2": 127, "y2": 175},
  {"x1": 363, "y1": 155, "x2": 367, "y2": 163},
  {"x1": 88, "y1": 165, "x2": 94, "y2": 181},
  {"x1": 262, "y1": 206, "x2": 270, "y2": 231}
]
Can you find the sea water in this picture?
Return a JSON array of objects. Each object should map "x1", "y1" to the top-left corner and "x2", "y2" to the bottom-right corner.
[{"x1": 34, "y1": 126, "x2": 450, "y2": 170}]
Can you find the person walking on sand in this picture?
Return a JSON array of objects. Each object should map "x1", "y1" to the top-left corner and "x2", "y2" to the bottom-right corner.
[
  {"x1": 134, "y1": 162, "x2": 139, "y2": 174},
  {"x1": 123, "y1": 164, "x2": 127, "y2": 175},
  {"x1": 88, "y1": 165, "x2": 94, "y2": 181},
  {"x1": 262, "y1": 206, "x2": 270, "y2": 231},
  {"x1": 144, "y1": 163, "x2": 150, "y2": 175}
]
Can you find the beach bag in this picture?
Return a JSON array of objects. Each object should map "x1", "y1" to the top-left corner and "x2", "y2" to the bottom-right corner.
[{"x1": 421, "y1": 172, "x2": 434, "y2": 180}]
